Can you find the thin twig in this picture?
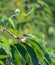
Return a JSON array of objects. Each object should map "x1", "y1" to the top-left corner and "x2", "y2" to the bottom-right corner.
[
  {"x1": 26, "y1": 8, "x2": 34, "y2": 16},
  {"x1": 3, "y1": 27, "x2": 19, "y2": 40},
  {"x1": 9, "y1": 13, "x2": 18, "y2": 19}
]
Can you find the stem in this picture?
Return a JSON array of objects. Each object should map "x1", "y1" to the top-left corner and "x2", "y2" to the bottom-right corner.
[
  {"x1": 26, "y1": 8, "x2": 34, "y2": 16},
  {"x1": 9, "y1": 13, "x2": 18, "y2": 19},
  {"x1": 3, "y1": 27, "x2": 19, "y2": 40}
]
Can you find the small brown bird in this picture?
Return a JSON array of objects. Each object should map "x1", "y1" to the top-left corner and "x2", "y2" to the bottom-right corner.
[{"x1": 20, "y1": 34, "x2": 27, "y2": 42}]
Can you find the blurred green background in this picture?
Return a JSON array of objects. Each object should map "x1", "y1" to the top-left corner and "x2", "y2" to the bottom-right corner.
[{"x1": 0, "y1": 0, "x2": 55, "y2": 49}]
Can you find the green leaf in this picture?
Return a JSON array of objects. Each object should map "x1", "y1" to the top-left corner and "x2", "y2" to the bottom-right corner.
[
  {"x1": 1, "y1": 17, "x2": 8, "y2": 27},
  {"x1": 20, "y1": 12, "x2": 26, "y2": 17},
  {"x1": 0, "y1": 60, "x2": 5, "y2": 65},
  {"x1": 23, "y1": 43, "x2": 39, "y2": 65},
  {"x1": 29, "y1": 39, "x2": 51, "y2": 63},
  {"x1": 1, "y1": 37, "x2": 12, "y2": 57},
  {"x1": 14, "y1": 43, "x2": 31, "y2": 64},
  {"x1": 10, "y1": 44, "x2": 31, "y2": 65},
  {"x1": 14, "y1": 51, "x2": 22, "y2": 65},
  {"x1": 43, "y1": 58, "x2": 49, "y2": 65},
  {"x1": 26, "y1": 39, "x2": 44, "y2": 61},
  {"x1": 8, "y1": 28, "x2": 18, "y2": 36},
  {"x1": 10, "y1": 45, "x2": 21, "y2": 65},
  {"x1": 2, "y1": 36, "x2": 10, "y2": 45},
  {"x1": 0, "y1": 48, "x2": 7, "y2": 55},
  {"x1": 1, "y1": 16, "x2": 15, "y2": 28},
  {"x1": 9, "y1": 18, "x2": 15, "y2": 29},
  {"x1": 0, "y1": 55, "x2": 8, "y2": 59}
]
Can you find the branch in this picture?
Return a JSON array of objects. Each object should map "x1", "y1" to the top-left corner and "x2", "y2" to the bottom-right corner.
[
  {"x1": 26, "y1": 8, "x2": 34, "y2": 16},
  {"x1": 3, "y1": 27, "x2": 19, "y2": 40},
  {"x1": 9, "y1": 13, "x2": 18, "y2": 19}
]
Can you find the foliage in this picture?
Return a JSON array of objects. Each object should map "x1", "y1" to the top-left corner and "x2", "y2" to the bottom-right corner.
[
  {"x1": 0, "y1": 27, "x2": 55, "y2": 65},
  {"x1": 0, "y1": 0, "x2": 55, "y2": 48},
  {"x1": 0, "y1": 0, "x2": 55, "y2": 65}
]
